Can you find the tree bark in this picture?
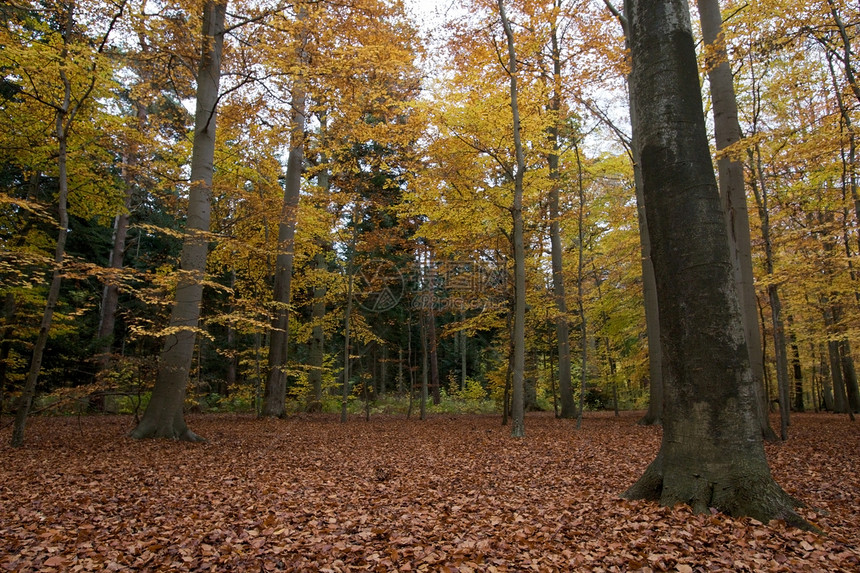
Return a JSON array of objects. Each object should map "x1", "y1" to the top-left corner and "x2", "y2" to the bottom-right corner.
[
  {"x1": 748, "y1": 141, "x2": 791, "y2": 439},
  {"x1": 697, "y1": 0, "x2": 775, "y2": 441},
  {"x1": 263, "y1": 6, "x2": 309, "y2": 417},
  {"x1": 840, "y1": 339, "x2": 860, "y2": 413},
  {"x1": 601, "y1": 2, "x2": 662, "y2": 426},
  {"x1": 13, "y1": 3, "x2": 74, "y2": 446},
  {"x1": 621, "y1": 0, "x2": 804, "y2": 526},
  {"x1": 547, "y1": 0, "x2": 576, "y2": 419},
  {"x1": 129, "y1": 0, "x2": 226, "y2": 441},
  {"x1": 498, "y1": 0, "x2": 526, "y2": 438},
  {"x1": 309, "y1": 250, "x2": 327, "y2": 402},
  {"x1": 427, "y1": 305, "x2": 440, "y2": 405},
  {"x1": 574, "y1": 141, "x2": 587, "y2": 429}
]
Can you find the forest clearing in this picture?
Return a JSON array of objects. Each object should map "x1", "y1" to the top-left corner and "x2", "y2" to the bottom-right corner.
[{"x1": 1, "y1": 412, "x2": 859, "y2": 572}]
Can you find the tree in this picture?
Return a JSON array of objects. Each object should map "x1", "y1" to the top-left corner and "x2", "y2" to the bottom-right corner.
[
  {"x1": 696, "y1": 0, "x2": 776, "y2": 441},
  {"x1": 546, "y1": 0, "x2": 576, "y2": 419},
  {"x1": 497, "y1": 0, "x2": 527, "y2": 438},
  {"x1": 262, "y1": 4, "x2": 309, "y2": 418},
  {"x1": 4, "y1": 0, "x2": 126, "y2": 446},
  {"x1": 621, "y1": 0, "x2": 804, "y2": 525},
  {"x1": 130, "y1": 0, "x2": 227, "y2": 440}
]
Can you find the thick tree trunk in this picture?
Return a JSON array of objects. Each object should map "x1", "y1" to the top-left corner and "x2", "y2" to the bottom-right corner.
[
  {"x1": 697, "y1": 0, "x2": 775, "y2": 441},
  {"x1": 130, "y1": 0, "x2": 226, "y2": 441},
  {"x1": 499, "y1": 0, "x2": 526, "y2": 438},
  {"x1": 548, "y1": 3, "x2": 576, "y2": 419},
  {"x1": 828, "y1": 336, "x2": 848, "y2": 413},
  {"x1": 263, "y1": 7, "x2": 308, "y2": 418},
  {"x1": 621, "y1": 0, "x2": 804, "y2": 526},
  {"x1": 840, "y1": 339, "x2": 860, "y2": 413}
]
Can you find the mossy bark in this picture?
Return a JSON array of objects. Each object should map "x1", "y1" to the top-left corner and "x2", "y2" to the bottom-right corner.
[{"x1": 621, "y1": 0, "x2": 806, "y2": 527}]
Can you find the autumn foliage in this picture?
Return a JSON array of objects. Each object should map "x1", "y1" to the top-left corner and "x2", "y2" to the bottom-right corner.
[{"x1": 1, "y1": 412, "x2": 859, "y2": 571}]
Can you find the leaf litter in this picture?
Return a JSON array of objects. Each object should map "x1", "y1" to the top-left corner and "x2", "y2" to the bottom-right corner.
[{"x1": 1, "y1": 411, "x2": 858, "y2": 571}]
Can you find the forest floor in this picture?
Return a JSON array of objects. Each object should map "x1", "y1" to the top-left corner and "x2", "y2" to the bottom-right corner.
[{"x1": 0, "y1": 411, "x2": 859, "y2": 572}]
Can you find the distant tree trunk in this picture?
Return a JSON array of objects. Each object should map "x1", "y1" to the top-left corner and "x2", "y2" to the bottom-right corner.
[
  {"x1": 621, "y1": 0, "x2": 804, "y2": 526},
  {"x1": 129, "y1": 0, "x2": 226, "y2": 441},
  {"x1": 818, "y1": 342, "x2": 835, "y2": 411},
  {"x1": 420, "y1": 313, "x2": 428, "y2": 420},
  {"x1": 398, "y1": 347, "x2": 404, "y2": 395},
  {"x1": 309, "y1": 249, "x2": 327, "y2": 402},
  {"x1": 601, "y1": 2, "x2": 662, "y2": 426},
  {"x1": 499, "y1": 0, "x2": 526, "y2": 438},
  {"x1": 460, "y1": 326, "x2": 468, "y2": 391},
  {"x1": 427, "y1": 305, "x2": 440, "y2": 405},
  {"x1": 748, "y1": 142, "x2": 791, "y2": 439},
  {"x1": 340, "y1": 206, "x2": 360, "y2": 424},
  {"x1": 548, "y1": 1, "x2": 576, "y2": 419},
  {"x1": 263, "y1": 7, "x2": 308, "y2": 418},
  {"x1": 13, "y1": 3, "x2": 74, "y2": 446},
  {"x1": 308, "y1": 152, "x2": 330, "y2": 403},
  {"x1": 0, "y1": 293, "x2": 15, "y2": 422},
  {"x1": 97, "y1": 95, "x2": 145, "y2": 370},
  {"x1": 787, "y1": 318, "x2": 803, "y2": 412},
  {"x1": 828, "y1": 334, "x2": 848, "y2": 413},
  {"x1": 697, "y1": 0, "x2": 775, "y2": 441},
  {"x1": 840, "y1": 339, "x2": 860, "y2": 413},
  {"x1": 340, "y1": 268, "x2": 355, "y2": 424},
  {"x1": 574, "y1": 141, "x2": 587, "y2": 430},
  {"x1": 223, "y1": 270, "x2": 237, "y2": 395}
]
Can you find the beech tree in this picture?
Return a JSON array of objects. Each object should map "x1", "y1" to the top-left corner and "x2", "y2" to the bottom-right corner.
[
  {"x1": 621, "y1": 0, "x2": 804, "y2": 525},
  {"x1": 696, "y1": 0, "x2": 775, "y2": 441},
  {"x1": 130, "y1": 0, "x2": 227, "y2": 440},
  {"x1": 3, "y1": 0, "x2": 127, "y2": 446}
]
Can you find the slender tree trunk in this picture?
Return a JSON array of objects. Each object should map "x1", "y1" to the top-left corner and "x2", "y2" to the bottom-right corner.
[
  {"x1": 13, "y1": 132, "x2": 69, "y2": 447},
  {"x1": 130, "y1": 0, "x2": 226, "y2": 441},
  {"x1": 97, "y1": 96, "x2": 145, "y2": 370},
  {"x1": 340, "y1": 205, "x2": 360, "y2": 424},
  {"x1": 12, "y1": 4, "x2": 75, "y2": 447},
  {"x1": 748, "y1": 142, "x2": 791, "y2": 439},
  {"x1": 575, "y1": 142, "x2": 587, "y2": 429},
  {"x1": 621, "y1": 0, "x2": 804, "y2": 526},
  {"x1": 499, "y1": 0, "x2": 526, "y2": 438},
  {"x1": 420, "y1": 313, "x2": 428, "y2": 420},
  {"x1": 787, "y1": 318, "x2": 804, "y2": 412},
  {"x1": 427, "y1": 305, "x2": 440, "y2": 405},
  {"x1": 460, "y1": 326, "x2": 468, "y2": 391},
  {"x1": 263, "y1": 7, "x2": 308, "y2": 418},
  {"x1": 602, "y1": 2, "x2": 663, "y2": 426},
  {"x1": 697, "y1": 0, "x2": 775, "y2": 441},
  {"x1": 309, "y1": 250, "x2": 327, "y2": 402},
  {"x1": 0, "y1": 293, "x2": 15, "y2": 423},
  {"x1": 548, "y1": 2, "x2": 576, "y2": 419},
  {"x1": 819, "y1": 342, "x2": 835, "y2": 411}
]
